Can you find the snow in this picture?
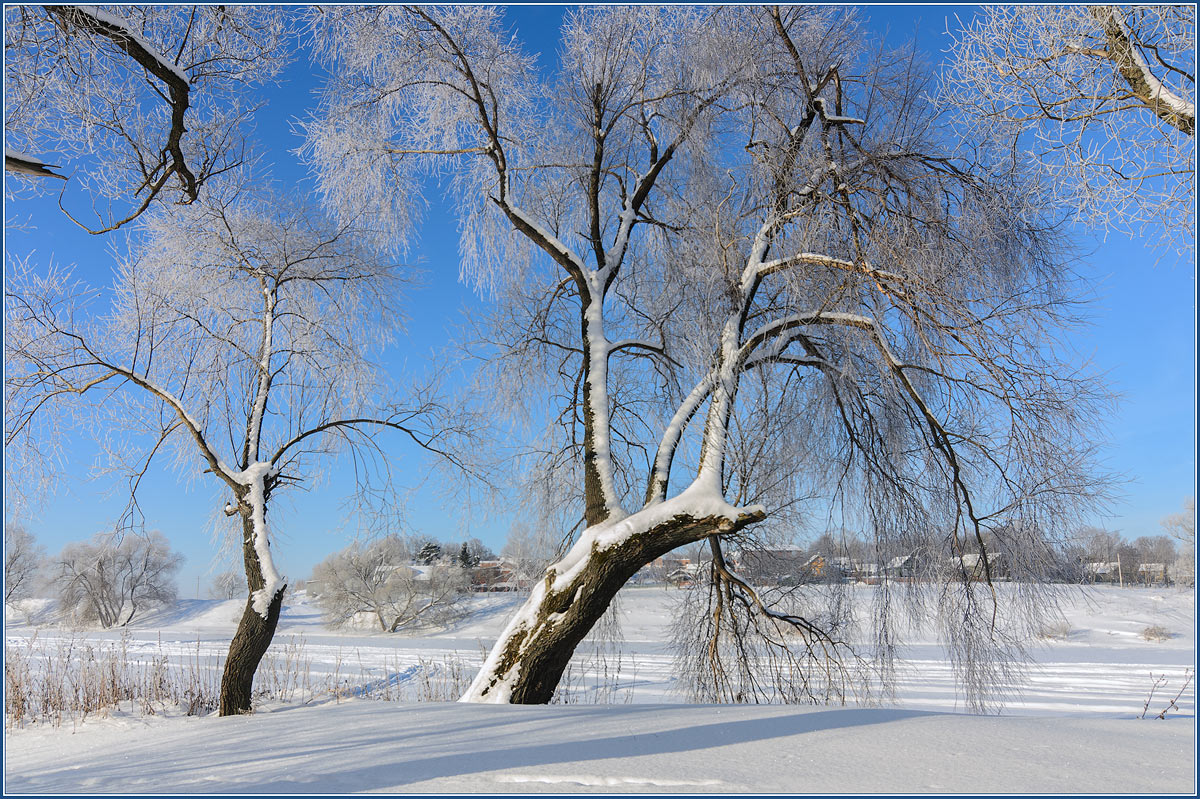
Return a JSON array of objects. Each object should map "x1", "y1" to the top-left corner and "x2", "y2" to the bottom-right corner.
[
  {"x1": 3, "y1": 147, "x2": 52, "y2": 168},
  {"x1": 458, "y1": 480, "x2": 761, "y2": 701},
  {"x1": 503, "y1": 201, "x2": 585, "y2": 273},
  {"x1": 5, "y1": 585, "x2": 1195, "y2": 792},
  {"x1": 460, "y1": 589, "x2": 536, "y2": 703},
  {"x1": 581, "y1": 289, "x2": 622, "y2": 520},
  {"x1": 219, "y1": 461, "x2": 284, "y2": 618},
  {"x1": 5, "y1": 701, "x2": 1192, "y2": 794},
  {"x1": 245, "y1": 465, "x2": 283, "y2": 617}
]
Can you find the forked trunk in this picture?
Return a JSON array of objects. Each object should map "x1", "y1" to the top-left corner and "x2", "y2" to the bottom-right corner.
[
  {"x1": 218, "y1": 513, "x2": 286, "y2": 716},
  {"x1": 461, "y1": 503, "x2": 764, "y2": 704}
]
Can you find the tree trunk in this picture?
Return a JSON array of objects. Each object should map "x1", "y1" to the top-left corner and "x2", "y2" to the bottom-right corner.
[
  {"x1": 218, "y1": 513, "x2": 286, "y2": 716},
  {"x1": 579, "y1": 302, "x2": 614, "y2": 528},
  {"x1": 461, "y1": 504, "x2": 764, "y2": 704}
]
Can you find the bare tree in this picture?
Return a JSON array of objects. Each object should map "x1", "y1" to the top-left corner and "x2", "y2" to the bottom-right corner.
[
  {"x1": 444, "y1": 537, "x2": 495, "y2": 568},
  {"x1": 54, "y1": 530, "x2": 181, "y2": 627},
  {"x1": 308, "y1": 5, "x2": 1110, "y2": 708},
  {"x1": 1161, "y1": 497, "x2": 1195, "y2": 586},
  {"x1": 4, "y1": 186, "x2": 471, "y2": 714},
  {"x1": 942, "y1": 5, "x2": 1196, "y2": 252},
  {"x1": 208, "y1": 569, "x2": 242, "y2": 601},
  {"x1": 311, "y1": 535, "x2": 468, "y2": 632},
  {"x1": 1134, "y1": 534, "x2": 1178, "y2": 564},
  {"x1": 1131, "y1": 534, "x2": 1177, "y2": 585},
  {"x1": 4, "y1": 522, "x2": 44, "y2": 603},
  {"x1": 3, "y1": 5, "x2": 293, "y2": 232},
  {"x1": 500, "y1": 521, "x2": 559, "y2": 587},
  {"x1": 1161, "y1": 497, "x2": 1196, "y2": 542},
  {"x1": 1080, "y1": 527, "x2": 1124, "y2": 562}
]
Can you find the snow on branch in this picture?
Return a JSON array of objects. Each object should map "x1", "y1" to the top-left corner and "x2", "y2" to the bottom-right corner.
[
  {"x1": 4, "y1": 148, "x2": 65, "y2": 179},
  {"x1": 1092, "y1": 6, "x2": 1195, "y2": 135},
  {"x1": 68, "y1": 6, "x2": 191, "y2": 87}
]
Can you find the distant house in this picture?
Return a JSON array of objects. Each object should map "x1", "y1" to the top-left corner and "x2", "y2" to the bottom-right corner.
[
  {"x1": 638, "y1": 554, "x2": 700, "y2": 585},
  {"x1": 825, "y1": 556, "x2": 880, "y2": 583},
  {"x1": 799, "y1": 554, "x2": 883, "y2": 583},
  {"x1": 884, "y1": 554, "x2": 917, "y2": 580},
  {"x1": 470, "y1": 559, "x2": 532, "y2": 592},
  {"x1": 734, "y1": 546, "x2": 808, "y2": 584},
  {"x1": 1136, "y1": 562, "x2": 1168, "y2": 586},
  {"x1": 406, "y1": 563, "x2": 432, "y2": 584},
  {"x1": 955, "y1": 552, "x2": 1006, "y2": 581},
  {"x1": 1084, "y1": 561, "x2": 1120, "y2": 584},
  {"x1": 665, "y1": 565, "x2": 701, "y2": 587}
]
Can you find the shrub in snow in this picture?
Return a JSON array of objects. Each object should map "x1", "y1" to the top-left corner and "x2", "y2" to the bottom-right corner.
[
  {"x1": 1037, "y1": 620, "x2": 1072, "y2": 640},
  {"x1": 1141, "y1": 624, "x2": 1172, "y2": 642}
]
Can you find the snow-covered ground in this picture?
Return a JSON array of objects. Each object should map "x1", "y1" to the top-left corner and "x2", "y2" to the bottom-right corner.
[
  {"x1": 7, "y1": 701, "x2": 1194, "y2": 793},
  {"x1": 5, "y1": 584, "x2": 1195, "y2": 793}
]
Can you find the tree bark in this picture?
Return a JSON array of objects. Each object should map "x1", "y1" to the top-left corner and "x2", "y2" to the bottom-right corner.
[
  {"x1": 1093, "y1": 6, "x2": 1195, "y2": 135},
  {"x1": 218, "y1": 512, "x2": 286, "y2": 716},
  {"x1": 462, "y1": 506, "x2": 764, "y2": 704},
  {"x1": 579, "y1": 298, "x2": 614, "y2": 528}
]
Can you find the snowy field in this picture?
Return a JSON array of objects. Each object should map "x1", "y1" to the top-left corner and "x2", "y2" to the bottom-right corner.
[{"x1": 5, "y1": 584, "x2": 1196, "y2": 793}]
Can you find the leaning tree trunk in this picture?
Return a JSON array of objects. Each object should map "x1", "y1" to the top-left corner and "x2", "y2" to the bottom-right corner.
[
  {"x1": 219, "y1": 513, "x2": 286, "y2": 716},
  {"x1": 461, "y1": 502, "x2": 764, "y2": 704}
]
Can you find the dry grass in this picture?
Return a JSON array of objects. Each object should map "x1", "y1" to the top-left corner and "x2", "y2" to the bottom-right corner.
[
  {"x1": 339, "y1": 653, "x2": 471, "y2": 703},
  {"x1": 1141, "y1": 624, "x2": 1172, "y2": 642},
  {"x1": 1037, "y1": 620, "x2": 1072, "y2": 640},
  {"x1": 4, "y1": 632, "x2": 318, "y2": 728},
  {"x1": 5, "y1": 623, "x2": 637, "y2": 729},
  {"x1": 4, "y1": 631, "x2": 206, "y2": 728}
]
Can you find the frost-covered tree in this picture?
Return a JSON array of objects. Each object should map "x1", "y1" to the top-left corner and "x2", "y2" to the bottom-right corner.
[
  {"x1": 4, "y1": 522, "x2": 44, "y2": 603},
  {"x1": 307, "y1": 5, "x2": 1110, "y2": 707},
  {"x1": 208, "y1": 569, "x2": 242, "y2": 601},
  {"x1": 1161, "y1": 497, "x2": 1196, "y2": 543},
  {"x1": 1132, "y1": 534, "x2": 1177, "y2": 584},
  {"x1": 500, "y1": 521, "x2": 558, "y2": 586},
  {"x1": 312, "y1": 535, "x2": 468, "y2": 632},
  {"x1": 54, "y1": 530, "x2": 181, "y2": 628},
  {"x1": 3, "y1": 5, "x2": 292, "y2": 232},
  {"x1": 4, "y1": 187, "x2": 468, "y2": 714},
  {"x1": 1161, "y1": 497, "x2": 1195, "y2": 586},
  {"x1": 942, "y1": 5, "x2": 1196, "y2": 252}
]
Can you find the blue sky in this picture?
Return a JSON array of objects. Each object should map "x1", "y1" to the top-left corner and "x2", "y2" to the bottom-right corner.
[{"x1": 4, "y1": 4, "x2": 1195, "y2": 597}]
